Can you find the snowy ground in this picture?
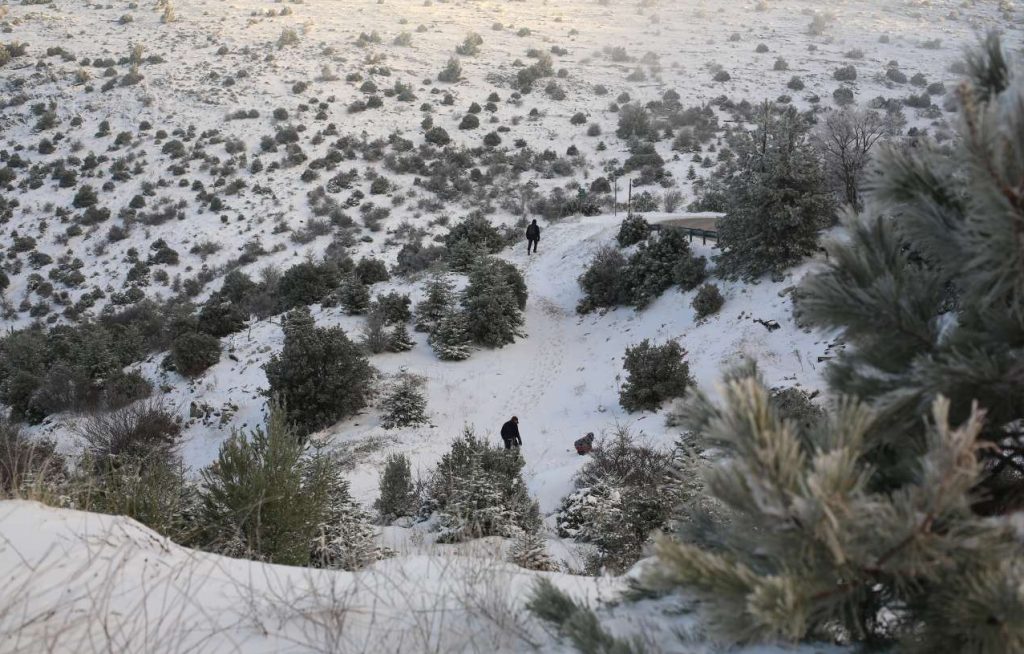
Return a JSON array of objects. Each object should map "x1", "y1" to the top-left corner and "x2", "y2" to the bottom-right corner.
[{"x1": 0, "y1": 500, "x2": 849, "y2": 654}]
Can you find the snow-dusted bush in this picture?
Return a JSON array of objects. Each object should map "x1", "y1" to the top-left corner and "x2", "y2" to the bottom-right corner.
[
  {"x1": 415, "y1": 276, "x2": 456, "y2": 332},
  {"x1": 76, "y1": 400, "x2": 182, "y2": 469},
  {"x1": 455, "y1": 32, "x2": 483, "y2": 56},
  {"x1": 170, "y1": 331, "x2": 221, "y2": 377},
  {"x1": 619, "y1": 339, "x2": 692, "y2": 412},
  {"x1": 354, "y1": 257, "x2": 390, "y2": 285},
  {"x1": 277, "y1": 260, "x2": 342, "y2": 311},
  {"x1": 556, "y1": 427, "x2": 679, "y2": 573},
  {"x1": 616, "y1": 214, "x2": 651, "y2": 247},
  {"x1": 691, "y1": 282, "x2": 724, "y2": 318},
  {"x1": 374, "y1": 452, "x2": 418, "y2": 522},
  {"x1": 338, "y1": 275, "x2": 371, "y2": 315},
  {"x1": 374, "y1": 291, "x2": 411, "y2": 325},
  {"x1": 619, "y1": 227, "x2": 706, "y2": 307},
  {"x1": 428, "y1": 308, "x2": 472, "y2": 361},
  {"x1": 461, "y1": 257, "x2": 526, "y2": 348},
  {"x1": 833, "y1": 64, "x2": 857, "y2": 81},
  {"x1": 615, "y1": 104, "x2": 654, "y2": 141},
  {"x1": 509, "y1": 528, "x2": 558, "y2": 571},
  {"x1": 426, "y1": 429, "x2": 539, "y2": 543},
  {"x1": 437, "y1": 56, "x2": 462, "y2": 82},
  {"x1": 576, "y1": 246, "x2": 629, "y2": 314},
  {"x1": 379, "y1": 374, "x2": 428, "y2": 429},
  {"x1": 199, "y1": 404, "x2": 379, "y2": 569},
  {"x1": 263, "y1": 308, "x2": 375, "y2": 435}
]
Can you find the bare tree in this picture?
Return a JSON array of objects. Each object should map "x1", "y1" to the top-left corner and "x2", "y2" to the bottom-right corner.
[{"x1": 812, "y1": 108, "x2": 887, "y2": 210}]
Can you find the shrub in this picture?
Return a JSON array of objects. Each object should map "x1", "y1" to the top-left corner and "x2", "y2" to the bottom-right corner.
[
  {"x1": 415, "y1": 276, "x2": 456, "y2": 331},
  {"x1": 459, "y1": 114, "x2": 480, "y2": 130},
  {"x1": 263, "y1": 308, "x2": 376, "y2": 435},
  {"x1": 616, "y1": 214, "x2": 651, "y2": 247},
  {"x1": 691, "y1": 283, "x2": 724, "y2": 318},
  {"x1": 379, "y1": 374, "x2": 428, "y2": 429},
  {"x1": 428, "y1": 308, "x2": 472, "y2": 361},
  {"x1": 833, "y1": 86, "x2": 855, "y2": 106},
  {"x1": 556, "y1": 427, "x2": 679, "y2": 573},
  {"x1": 76, "y1": 401, "x2": 182, "y2": 469},
  {"x1": 0, "y1": 420, "x2": 66, "y2": 498},
  {"x1": 73, "y1": 452, "x2": 193, "y2": 541},
  {"x1": 509, "y1": 529, "x2": 558, "y2": 572},
  {"x1": 455, "y1": 32, "x2": 483, "y2": 56},
  {"x1": 424, "y1": 126, "x2": 451, "y2": 145},
  {"x1": 171, "y1": 332, "x2": 221, "y2": 377},
  {"x1": 199, "y1": 404, "x2": 379, "y2": 569},
  {"x1": 620, "y1": 228, "x2": 705, "y2": 308},
  {"x1": 618, "y1": 339, "x2": 691, "y2": 412},
  {"x1": 354, "y1": 257, "x2": 390, "y2": 285},
  {"x1": 374, "y1": 453, "x2": 417, "y2": 521},
  {"x1": 461, "y1": 258, "x2": 526, "y2": 347},
  {"x1": 443, "y1": 211, "x2": 507, "y2": 257},
  {"x1": 713, "y1": 70, "x2": 731, "y2": 82},
  {"x1": 833, "y1": 65, "x2": 857, "y2": 81},
  {"x1": 277, "y1": 261, "x2": 341, "y2": 310},
  {"x1": 361, "y1": 307, "x2": 391, "y2": 355},
  {"x1": 437, "y1": 56, "x2": 462, "y2": 82},
  {"x1": 788, "y1": 76, "x2": 805, "y2": 90},
  {"x1": 338, "y1": 275, "x2": 371, "y2": 314},
  {"x1": 427, "y1": 429, "x2": 539, "y2": 542},
  {"x1": 671, "y1": 252, "x2": 708, "y2": 291},
  {"x1": 887, "y1": 67, "x2": 908, "y2": 84},
  {"x1": 102, "y1": 370, "x2": 153, "y2": 410},
  {"x1": 576, "y1": 246, "x2": 629, "y2": 313},
  {"x1": 615, "y1": 104, "x2": 654, "y2": 141},
  {"x1": 72, "y1": 184, "x2": 98, "y2": 208}
]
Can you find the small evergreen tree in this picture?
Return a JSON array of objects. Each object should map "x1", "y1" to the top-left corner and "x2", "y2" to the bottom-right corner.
[
  {"x1": 379, "y1": 374, "x2": 428, "y2": 429},
  {"x1": 428, "y1": 308, "x2": 473, "y2": 361},
  {"x1": 374, "y1": 452, "x2": 417, "y2": 522},
  {"x1": 641, "y1": 37, "x2": 1024, "y2": 652},
  {"x1": 509, "y1": 528, "x2": 559, "y2": 572},
  {"x1": 361, "y1": 306, "x2": 390, "y2": 354},
  {"x1": 338, "y1": 275, "x2": 371, "y2": 315},
  {"x1": 619, "y1": 339, "x2": 692, "y2": 412},
  {"x1": 374, "y1": 291, "x2": 412, "y2": 324},
  {"x1": 461, "y1": 257, "x2": 526, "y2": 347},
  {"x1": 198, "y1": 404, "x2": 314, "y2": 565},
  {"x1": 716, "y1": 103, "x2": 834, "y2": 280},
  {"x1": 263, "y1": 308, "x2": 376, "y2": 435},
  {"x1": 576, "y1": 246, "x2": 629, "y2": 313},
  {"x1": 414, "y1": 276, "x2": 455, "y2": 332},
  {"x1": 386, "y1": 323, "x2": 415, "y2": 352},
  {"x1": 428, "y1": 429, "x2": 539, "y2": 543},
  {"x1": 306, "y1": 445, "x2": 382, "y2": 571},
  {"x1": 616, "y1": 214, "x2": 651, "y2": 247},
  {"x1": 199, "y1": 404, "x2": 380, "y2": 568}
]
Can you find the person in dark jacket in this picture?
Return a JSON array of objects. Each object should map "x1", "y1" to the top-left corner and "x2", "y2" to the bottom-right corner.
[
  {"x1": 525, "y1": 220, "x2": 541, "y2": 254},
  {"x1": 501, "y1": 416, "x2": 521, "y2": 449}
]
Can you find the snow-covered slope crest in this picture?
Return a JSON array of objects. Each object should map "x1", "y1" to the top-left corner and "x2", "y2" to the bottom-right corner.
[
  {"x1": 0, "y1": 500, "x2": 845, "y2": 654},
  {"x1": 0, "y1": 499, "x2": 599, "y2": 653}
]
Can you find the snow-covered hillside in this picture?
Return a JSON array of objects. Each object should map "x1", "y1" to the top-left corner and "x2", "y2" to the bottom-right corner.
[{"x1": 1, "y1": 0, "x2": 1019, "y2": 651}]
